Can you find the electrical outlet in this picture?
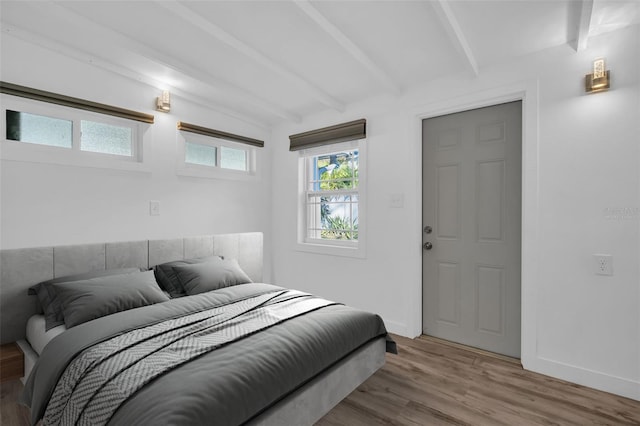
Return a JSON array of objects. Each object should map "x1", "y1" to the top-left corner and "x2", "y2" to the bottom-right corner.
[
  {"x1": 594, "y1": 254, "x2": 613, "y2": 276},
  {"x1": 389, "y1": 193, "x2": 404, "y2": 208},
  {"x1": 149, "y1": 201, "x2": 160, "y2": 216}
]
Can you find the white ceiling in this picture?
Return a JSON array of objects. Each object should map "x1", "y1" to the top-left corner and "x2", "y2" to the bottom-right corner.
[{"x1": 1, "y1": 1, "x2": 638, "y2": 127}]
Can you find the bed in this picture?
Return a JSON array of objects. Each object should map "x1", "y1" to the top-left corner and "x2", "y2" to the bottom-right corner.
[{"x1": 0, "y1": 232, "x2": 395, "y2": 425}]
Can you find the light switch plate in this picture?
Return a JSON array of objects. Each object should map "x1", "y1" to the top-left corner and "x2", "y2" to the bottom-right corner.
[
  {"x1": 149, "y1": 201, "x2": 160, "y2": 216},
  {"x1": 390, "y1": 193, "x2": 404, "y2": 208}
]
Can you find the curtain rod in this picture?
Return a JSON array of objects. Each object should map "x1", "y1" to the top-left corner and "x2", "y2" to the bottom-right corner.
[
  {"x1": 177, "y1": 121, "x2": 264, "y2": 147},
  {"x1": 0, "y1": 81, "x2": 154, "y2": 124}
]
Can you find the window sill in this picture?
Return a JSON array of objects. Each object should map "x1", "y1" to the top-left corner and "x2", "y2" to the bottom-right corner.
[
  {"x1": 295, "y1": 241, "x2": 366, "y2": 259},
  {"x1": 176, "y1": 165, "x2": 258, "y2": 182},
  {"x1": 0, "y1": 141, "x2": 151, "y2": 173}
]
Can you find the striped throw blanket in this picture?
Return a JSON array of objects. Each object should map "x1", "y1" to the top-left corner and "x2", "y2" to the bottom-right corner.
[{"x1": 43, "y1": 290, "x2": 337, "y2": 426}]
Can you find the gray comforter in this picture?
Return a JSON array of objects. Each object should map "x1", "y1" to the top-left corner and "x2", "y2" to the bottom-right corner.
[{"x1": 22, "y1": 283, "x2": 393, "y2": 426}]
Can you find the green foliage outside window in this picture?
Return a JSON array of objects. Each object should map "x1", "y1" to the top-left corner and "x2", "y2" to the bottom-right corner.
[
  {"x1": 319, "y1": 162, "x2": 358, "y2": 190},
  {"x1": 317, "y1": 152, "x2": 358, "y2": 240},
  {"x1": 321, "y1": 216, "x2": 358, "y2": 240}
]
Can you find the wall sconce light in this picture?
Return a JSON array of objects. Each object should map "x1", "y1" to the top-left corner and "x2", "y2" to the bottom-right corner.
[
  {"x1": 585, "y1": 58, "x2": 610, "y2": 93},
  {"x1": 156, "y1": 90, "x2": 171, "y2": 112}
]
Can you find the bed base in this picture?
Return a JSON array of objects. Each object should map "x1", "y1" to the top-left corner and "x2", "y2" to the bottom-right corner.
[
  {"x1": 18, "y1": 337, "x2": 386, "y2": 424},
  {"x1": 249, "y1": 337, "x2": 386, "y2": 425},
  {"x1": 16, "y1": 340, "x2": 36, "y2": 385}
]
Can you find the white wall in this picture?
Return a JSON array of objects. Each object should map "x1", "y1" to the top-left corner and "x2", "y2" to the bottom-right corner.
[
  {"x1": 0, "y1": 35, "x2": 273, "y2": 279},
  {"x1": 270, "y1": 25, "x2": 639, "y2": 400}
]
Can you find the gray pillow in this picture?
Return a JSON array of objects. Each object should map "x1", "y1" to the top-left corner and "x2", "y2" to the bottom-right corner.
[
  {"x1": 28, "y1": 267, "x2": 142, "y2": 331},
  {"x1": 172, "y1": 259, "x2": 252, "y2": 296},
  {"x1": 154, "y1": 256, "x2": 222, "y2": 298},
  {"x1": 52, "y1": 270, "x2": 169, "y2": 328}
]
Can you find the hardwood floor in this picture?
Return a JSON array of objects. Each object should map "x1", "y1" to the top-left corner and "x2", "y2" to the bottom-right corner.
[
  {"x1": 0, "y1": 379, "x2": 29, "y2": 426},
  {"x1": 1, "y1": 335, "x2": 638, "y2": 425},
  {"x1": 317, "y1": 335, "x2": 640, "y2": 426}
]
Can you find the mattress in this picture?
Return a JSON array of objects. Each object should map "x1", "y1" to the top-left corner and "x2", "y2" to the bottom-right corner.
[{"x1": 25, "y1": 314, "x2": 66, "y2": 356}]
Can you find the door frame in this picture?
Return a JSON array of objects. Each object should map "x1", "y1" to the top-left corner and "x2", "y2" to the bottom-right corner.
[{"x1": 409, "y1": 79, "x2": 540, "y2": 371}]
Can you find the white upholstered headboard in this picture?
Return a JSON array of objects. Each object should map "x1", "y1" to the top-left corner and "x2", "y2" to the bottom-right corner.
[{"x1": 0, "y1": 232, "x2": 263, "y2": 344}]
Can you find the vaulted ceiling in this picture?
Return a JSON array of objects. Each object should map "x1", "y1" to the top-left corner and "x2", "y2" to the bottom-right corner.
[{"x1": 1, "y1": 1, "x2": 638, "y2": 127}]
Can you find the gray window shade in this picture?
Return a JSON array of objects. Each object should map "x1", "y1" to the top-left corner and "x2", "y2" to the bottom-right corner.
[
  {"x1": 289, "y1": 119, "x2": 366, "y2": 151},
  {"x1": 0, "y1": 81, "x2": 154, "y2": 124},
  {"x1": 177, "y1": 121, "x2": 264, "y2": 148}
]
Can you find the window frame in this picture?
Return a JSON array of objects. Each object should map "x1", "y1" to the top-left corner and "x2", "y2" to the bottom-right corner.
[
  {"x1": 176, "y1": 130, "x2": 258, "y2": 181},
  {"x1": 296, "y1": 139, "x2": 367, "y2": 258},
  {"x1": 1, "y1": 94, "x2": 151, "y2": 172}
]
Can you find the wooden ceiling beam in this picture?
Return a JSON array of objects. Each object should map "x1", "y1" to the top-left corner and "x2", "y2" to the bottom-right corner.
[
  {"x1": 157, "y1": 0, "x2": 345, "y2": 112},
  {"x1": 293, "y1": 0, "x2": 401, "y2": 95},
  {"x1": 573, "y1": 0, "x2": 594, "y2": 52},
  {"x1": 431, "y1": 0, "x2": 479, "y2": 77},
  {"x1": 50, "y1": 2, "x2": 300, "y2": 123},
  {"x1": 2, "y1": 24, "x2": 270, "y2": 129}
]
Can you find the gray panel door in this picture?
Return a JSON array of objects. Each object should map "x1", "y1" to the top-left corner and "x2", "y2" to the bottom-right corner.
[{"x1": 422, "y1": 101, "x2": 522, "y2": 358}]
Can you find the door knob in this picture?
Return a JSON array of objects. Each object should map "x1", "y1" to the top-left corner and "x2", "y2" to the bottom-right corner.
[{"x1": 423, "y1": 242, "x2": 433, "y2": 250}]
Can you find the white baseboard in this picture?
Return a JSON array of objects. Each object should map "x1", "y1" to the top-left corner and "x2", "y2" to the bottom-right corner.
[
  {"x1": 526, "y1": 356, "x2": 640, "y2": 401},
  {"x1": 382, "y1": 319, "x2": 410, "y2": 337},
  {"x1": 380, "y1": 318, "x2": 639, "y2": 402}
]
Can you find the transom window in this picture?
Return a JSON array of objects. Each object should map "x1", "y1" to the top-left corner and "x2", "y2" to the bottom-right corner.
[
  {"x1": 220, "y1": 146, "x2": 248, "y2": 171},
  {"x1": 183, "y1": 137, "x2": 250, "y2": 173},
  {"x1": 185, "y1": 141, "x2": 217, "y2": 167},
  {"x1": 2, "y1": 96, "x2": 142, "y2": 162},
  {"x1": 6, "y1": 110, "x2": 72, "y2": 148},
  {"x1": 177, "y1": 130, "x2": 257, "y2": 180},
  {"x1": 80, "y1": 120, "x2": 133, "y2": 156}
]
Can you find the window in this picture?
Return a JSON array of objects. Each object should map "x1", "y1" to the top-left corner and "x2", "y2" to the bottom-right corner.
[
  {"x1": 6, "y1": 110, "x2": 72, "y2": 148},
  {"x1": 183, "y1": 137, "x2": 249, "y2": 172},
  {"x1": 220, "y1": 146, "x2": 247, "y2": 171},
  {"x1": 1, "y1": 94, "x2": 150, "y2": 171},
  {"x1": 177, "y1": 131, "x2": 257, "y2": 179},
  {"x1": 297, "y1": 140, "x2": 366, "y2": 257},
  {"x1": 80, "y1": 120, "x2": 133, "y2": 156},
  {"x1": 176, "y1": 120, "x2": 262, "y2": 180},
  {"x1": 305, "y1": 149, "x2": 359, "y2": 243},
  {"x1": 5, "y1": 108, "x2": 137, "y2": 158},
  {"x1": 185, "y1": 141, "x2": 217, "y2": 167},
  {"x1": 183, "y1": 140, "x2": 249, "y2": 172},
  {"x1": 290, "y1": 118, "x2": 367, "y2": 257}
]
